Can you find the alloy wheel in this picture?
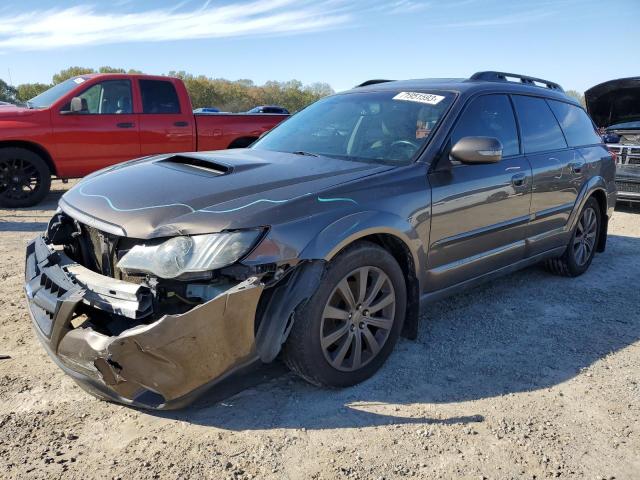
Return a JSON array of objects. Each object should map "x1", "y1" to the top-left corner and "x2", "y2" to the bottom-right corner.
[
  {"x1": 320, "y1": 266, "x2": 396, "y2": 372},
  {"x1": 0, "y1": 157, "x2": 43, "y2": 201},
  {"x1": 573, "y1": 206, "x2": 598, "y2": 266}
]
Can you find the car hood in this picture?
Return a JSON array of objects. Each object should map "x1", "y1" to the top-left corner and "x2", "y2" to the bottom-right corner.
[
  {"x1": 60, "y1": 149, "x2": 394, "y2": 239},
  {"x1": 585, "y1": 77, "x2": 640, "y2": 129}
]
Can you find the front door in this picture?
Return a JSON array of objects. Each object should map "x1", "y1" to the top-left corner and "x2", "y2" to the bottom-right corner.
[
  {"x1": 427, "y1": 94, "x2": 532, "y2": 290},
  {"x1": 52, "y1": 79, "x2": 140, "y2": 176}
]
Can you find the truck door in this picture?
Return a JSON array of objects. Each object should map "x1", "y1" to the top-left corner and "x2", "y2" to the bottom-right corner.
[
  {"x1": 137, "y1": 79, "x2": 195, "y2": 155},
  {"x1": 52, "y1": 79, "x2": 140, "y2": 176}
]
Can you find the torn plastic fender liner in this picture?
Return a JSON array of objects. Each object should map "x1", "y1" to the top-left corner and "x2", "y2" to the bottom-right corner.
[
  {"x1": 56, "y1": 277, "x2": 264, "y2": 407},
  {"x1": 255, "y1": 261, "x2": 325, "y2": 362}
]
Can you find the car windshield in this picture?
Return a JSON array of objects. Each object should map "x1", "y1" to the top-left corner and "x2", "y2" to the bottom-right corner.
[
  {"x1": 27, "y1": 77, "x2": 89, "y2": 108},
  {"x1": 252, "y1": 90, "x2": 455, "y2": 164}
]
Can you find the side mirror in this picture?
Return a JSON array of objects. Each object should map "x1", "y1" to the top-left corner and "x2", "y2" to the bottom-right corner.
[
  {"x1": 451, "y1": 136, "x2": 503, "y2": 164},
  {"x1": 70, "y1": 97, "x2": 83, "y2": 113}
]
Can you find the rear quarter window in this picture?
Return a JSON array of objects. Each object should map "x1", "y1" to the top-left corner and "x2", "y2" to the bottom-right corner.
[
  {"x1": 547, "y1": 100, "x2": 602, "y2": 147},
  {"x1": 512, "y1": 95, "x2": 567, "y2": 153},
  {"x1": 140, "y1": 80, "x2": 180, "y2": 114}
]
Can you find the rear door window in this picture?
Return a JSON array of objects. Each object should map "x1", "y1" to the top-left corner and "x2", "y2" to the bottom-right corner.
[
  {"x1": 450, "y1": 94, "x2": 520, "y2": 157},
  {"x1": 139, "y1": 80, "x2": 180, "y2": 114},
  {"x1": 547, "y1": 100, "x2": 601, "y2": 147},
  {"x1": 512, "y1": 95, "x2": 567, "y2": 153}
]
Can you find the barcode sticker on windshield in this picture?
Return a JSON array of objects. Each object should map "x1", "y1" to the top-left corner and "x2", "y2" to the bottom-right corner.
[
  {"x1": 393, "y1": 92, "x2": 445, "y2": 105},
  {"x1": 73, "y1": 78, "x2": 85, "y2": 84}
]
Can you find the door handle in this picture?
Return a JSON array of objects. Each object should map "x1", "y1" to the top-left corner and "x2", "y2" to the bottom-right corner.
[
  {"x1": 174, "y1": 121, "x2": 189, "y2": 127},
  {"x1": 569, "y1": 161, "x2": 585, "y2": 174},
  {"x1": 511, "y1": 173, "x2": 527, "y2": 187},
  {"x1": 116, "y1": 122, "x2": 135, "y2": 129}
]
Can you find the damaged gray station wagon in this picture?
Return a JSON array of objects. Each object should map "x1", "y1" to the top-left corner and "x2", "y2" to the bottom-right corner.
[{"x1": 25, "y1": 72, "x2": 617, "y2": 409}]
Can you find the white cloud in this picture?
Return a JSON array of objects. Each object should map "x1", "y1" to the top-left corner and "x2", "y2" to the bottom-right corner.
[{"x1": 0, "y1": 0, "x2": 353, "y2": 51}]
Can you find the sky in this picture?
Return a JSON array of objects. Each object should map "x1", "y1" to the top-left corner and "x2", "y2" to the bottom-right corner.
[{"x1": 0, "y1": 0, "x2": 637, "y2": 93}]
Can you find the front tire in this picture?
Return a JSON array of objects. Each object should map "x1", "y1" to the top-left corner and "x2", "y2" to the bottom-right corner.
[
  {"x1": 545, "y1": 197, "x2": 601, "y2": 277},
  {"x1": 283, "y1": 241, "x2": 407, "y2": 388},
  {"x1": 0, "y1": 148, "x2": 51, "y2": 208}
]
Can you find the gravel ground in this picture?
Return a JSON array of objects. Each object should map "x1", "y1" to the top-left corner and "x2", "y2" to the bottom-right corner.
[{"x1": 1, "y1": 181, "x2": 639, "y2": 480}]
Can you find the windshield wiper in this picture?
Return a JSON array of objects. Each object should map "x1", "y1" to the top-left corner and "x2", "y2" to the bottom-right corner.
[{"x1": 291, "y1": 150, "x2": 319, "y2": 157}]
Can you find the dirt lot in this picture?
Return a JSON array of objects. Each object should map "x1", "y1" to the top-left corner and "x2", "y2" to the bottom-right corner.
[{"x1": 1, "y1": 181, "x2": 638, "y2": 480}]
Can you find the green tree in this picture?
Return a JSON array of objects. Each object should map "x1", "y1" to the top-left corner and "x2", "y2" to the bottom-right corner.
[
  {"x1": 16, "y1": 83, "x2": 51, "y2": 102},
  {"x1": 0, "y1": 78, "x2": 17, "y2": 103},
  {"x1": 565, "y1": 89, "x2": 586, "y2": 107},
  {"x1": 52, "y1": 66, "x2": 95, "y2": 84},
  {"x1": 98, "y1": 66, "x2": 126, "y2": 74}
]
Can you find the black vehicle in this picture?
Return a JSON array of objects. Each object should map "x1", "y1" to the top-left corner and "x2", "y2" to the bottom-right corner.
[
  {"x1": 247, "y1": 105, "x2": 290, "y2": 114},
  {"x1": 24, "y1": 72, "x2": 616, "y2": 409},
  {"x1": 586, "y1": 77, "x2": 640, "y2": 203}
]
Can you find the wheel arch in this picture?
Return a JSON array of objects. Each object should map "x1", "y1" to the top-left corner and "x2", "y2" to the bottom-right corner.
[
  {"x1": 300, "y1": 211, "x2": 424, "y2": 340},
  {"x1": 0, "y1": 140, "x2": 57, "y2": 176},
  {"x1": 227, "y1": 136, "x2": 258, "y2": 149}
]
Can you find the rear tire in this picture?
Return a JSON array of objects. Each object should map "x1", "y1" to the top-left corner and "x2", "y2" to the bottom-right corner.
[
  {"x1": 544, "y1": 197, "x2": 601, "y2": 277},
  {"x1": 283, "y1": 241, "x2": 407, "y2": 388},
  {"x1": 0, "y1": 148, "x2": 51, "y2": 208}
]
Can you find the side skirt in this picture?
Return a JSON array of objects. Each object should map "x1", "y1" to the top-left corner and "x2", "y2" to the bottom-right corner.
[{"x1": 420, "y1": 246, "x2": 566, "y2": 306}]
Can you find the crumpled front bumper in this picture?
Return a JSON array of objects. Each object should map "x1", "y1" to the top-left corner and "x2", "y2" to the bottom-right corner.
[{"x1": 24, "y1": 235, "x2": 264, "y2": 410}]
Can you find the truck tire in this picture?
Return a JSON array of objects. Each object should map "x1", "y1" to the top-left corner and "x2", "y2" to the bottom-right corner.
[
  {"x1": 544, "y1": 196, "x2": 601, "y2": 277},
  {"x1": 282, "y1": 241, "x2": 406, "y2": 388},
  {"x1": 0, "y1": 147, "x2": 51, "y2": 208}
]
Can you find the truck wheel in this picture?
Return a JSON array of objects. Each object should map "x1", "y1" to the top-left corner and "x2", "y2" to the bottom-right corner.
[
  {"x1": 283, "y1": 241, "x2": 406, "y2": 388},
  {"x1": 544, "y1": 197, "x2": 601, "y2": 277},
  {"x1": 0, "y1": 148, "x2": 51, "y2": 208}
]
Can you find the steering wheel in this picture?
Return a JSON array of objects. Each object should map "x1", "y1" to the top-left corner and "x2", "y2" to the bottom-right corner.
[
  {"x1": 388, "y1": 139, "x2": 420, "y2": 159},
  {"x1": 390, "y1": 139, "x2": 419, "y2": 150}
]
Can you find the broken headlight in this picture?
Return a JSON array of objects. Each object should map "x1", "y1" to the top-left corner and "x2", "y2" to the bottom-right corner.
[{"x1": 116, "y1": 230, "x2": 262, "y2": 279}]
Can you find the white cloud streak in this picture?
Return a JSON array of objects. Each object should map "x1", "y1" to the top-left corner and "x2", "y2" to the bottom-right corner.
[{"x1": 0, "y1": 0, "x2": 352, "y2": 51}]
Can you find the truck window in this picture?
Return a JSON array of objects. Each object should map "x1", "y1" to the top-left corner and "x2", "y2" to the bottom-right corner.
[
  {"x1": 512, "y1": 95, "x2": 567, "y2": 153},
  {"x1": 61, "y1": 80, "x2": 132, "y2": 114},
  {"x1": 547, "y1": 100, "x2": 602, "y2": 147},
  {"x1": 450, "y1": 94, "x2": 520, "y2": 157},
  {"x1": 140, "y1": 80, "x2": 181, "y2": 114}
]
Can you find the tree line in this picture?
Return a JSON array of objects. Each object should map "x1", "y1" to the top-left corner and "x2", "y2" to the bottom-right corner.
[
  {"x1": 0, "y1": 66, "x2": 335, "y2": 113},
  {"x1": 1, "y1": 66, "x2": 586, "y2": 110}
]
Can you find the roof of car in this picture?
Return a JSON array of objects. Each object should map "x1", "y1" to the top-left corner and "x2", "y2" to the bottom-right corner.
[{"x1": 346, "y1": 72, "x2": 576, "y2": 104}]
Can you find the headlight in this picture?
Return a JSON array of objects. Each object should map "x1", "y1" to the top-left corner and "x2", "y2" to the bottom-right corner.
[{"x1": 116, "y1": 230, "x2": 262, "y2": 279}]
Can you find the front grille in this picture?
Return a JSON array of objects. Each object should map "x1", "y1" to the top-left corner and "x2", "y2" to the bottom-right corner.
[
  {"x1": 608, "y1": 143, "x2": 640, "y2": 166},
  {"x1": 615, "y1": 181, "x2": 640, "y2": 194},
  {"x1": 79, "y1": 224, "x2": 120, "y2": 277}
]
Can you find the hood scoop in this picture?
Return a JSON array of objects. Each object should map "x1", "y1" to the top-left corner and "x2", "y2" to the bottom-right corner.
[{"x1": 157, "y1": 155, "x2": 231, "y2": 176}]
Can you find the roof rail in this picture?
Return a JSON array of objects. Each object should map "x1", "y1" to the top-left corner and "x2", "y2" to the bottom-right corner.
[
  {"x1": 470, "y1": 71, "x2": 564, "y2": 92},
  {"x1": 355, "y1": 79, "x2": 394, "y2": 88}
]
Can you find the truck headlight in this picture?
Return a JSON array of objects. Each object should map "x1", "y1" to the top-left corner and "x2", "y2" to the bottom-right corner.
[{"x1": 116, "y1": 230, "x2": 262, "y2": 279}]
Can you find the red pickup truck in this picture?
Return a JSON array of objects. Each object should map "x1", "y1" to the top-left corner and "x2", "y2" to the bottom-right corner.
[{"x1": 0, "y1": 74, "x2": 288, "y2": 207}]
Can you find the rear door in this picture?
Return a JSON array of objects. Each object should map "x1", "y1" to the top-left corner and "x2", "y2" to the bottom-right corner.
[
  {"x1": 512, "y1": 95, "x2": 583, "y2": 254},
  {"x1": 137, "y1": 79, "x2": 195, "y2": 155},
  {"x1": 427, "y1": 94, "x2": 532, "y2": 290},
  {"x1": 52, "y1": 79, "x2": 140, "y2": 176}
]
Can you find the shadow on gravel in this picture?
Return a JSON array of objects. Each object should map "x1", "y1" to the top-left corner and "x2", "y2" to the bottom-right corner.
[
  {"x1": 0, "y1": 220, "x2": 48, "y2": 232},
  {"x1": 152, "y1": 234, "x2": 640, "y2": 430}
]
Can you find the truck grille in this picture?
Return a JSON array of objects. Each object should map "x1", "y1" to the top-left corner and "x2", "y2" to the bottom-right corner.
[
  {"x1": 615, "y1": 181, "x2": 640, "y2": 194},
  {"x1": 608, "y1": 144, "x2": 640, "y2": 166}
]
